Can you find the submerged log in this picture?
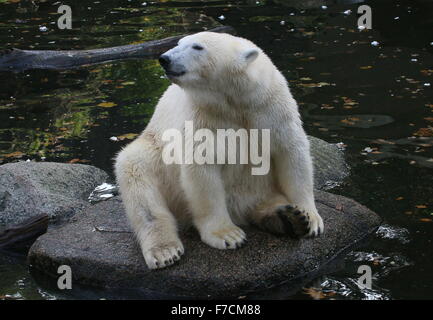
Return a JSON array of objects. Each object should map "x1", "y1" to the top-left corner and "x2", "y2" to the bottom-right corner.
[{"x1": 0, "y1": 26, "x2": 234, "y2": 72}]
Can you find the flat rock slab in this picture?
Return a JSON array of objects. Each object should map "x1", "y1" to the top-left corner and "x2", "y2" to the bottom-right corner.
[
  {"x1": 0, "y1": 162, "x2": 108, "y2": 228},
  {"x1": 28, "y1": 190, "x2": 380, "y2": 298}
]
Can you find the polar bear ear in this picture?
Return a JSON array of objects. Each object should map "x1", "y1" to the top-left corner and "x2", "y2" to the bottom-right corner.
[{"x1": 242, "y1": 48, "x2": 259, "y2": 65}]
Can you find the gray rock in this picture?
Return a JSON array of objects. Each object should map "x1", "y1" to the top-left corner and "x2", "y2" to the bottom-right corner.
[
  {"x1": 309, "y1": 136, "x2": 348, "y2": 189},
  {"x1": 28, "y1": 190, "x2": 381, "y2": 298},
  {"x1": 0, "y1": 162, "x2": 108, "y2": 228}
]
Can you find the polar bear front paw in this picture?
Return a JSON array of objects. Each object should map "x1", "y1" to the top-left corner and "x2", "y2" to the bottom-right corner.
[
  {"x1": 306, "y1": 208, "x2": 324, "y2": 238},
  {"x1": 142, "y1": 240, "x2": 185, "y2": 270},
  {"x1": 200, "y1": 225, "x2": 246, "y2": 250}
]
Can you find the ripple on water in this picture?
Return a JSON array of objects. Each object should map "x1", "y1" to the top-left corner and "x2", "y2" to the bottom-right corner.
[{"x1": 376, "y1": 224, "x2": 410, "y2": 244}]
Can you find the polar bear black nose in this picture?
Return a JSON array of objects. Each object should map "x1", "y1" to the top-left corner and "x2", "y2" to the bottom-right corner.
[{"x1": 158, "y1": 54, "x2": 171, "y2": 68}]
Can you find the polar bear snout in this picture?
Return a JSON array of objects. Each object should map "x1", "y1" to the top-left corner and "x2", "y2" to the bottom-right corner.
[
  {"x1": 159, "y1": 53, "x2": 186, "y2": 78},
  {"x1": 158, "y1": 54, "x2": 171, "y2": 68}
]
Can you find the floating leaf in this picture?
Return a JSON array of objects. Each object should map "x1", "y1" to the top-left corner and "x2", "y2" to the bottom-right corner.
[
  {"x1": 420, "y1": 218, "x2": 432, "y2": 222},
  {"x1": 416, "y1": 205, "x2": 427, "y2": 209},
  {"x1": 321, "y1": 104, "x2": 334, "y2": 109},
  {"x1": 371, "y1": 139, "x2": 396, "y2": 145},
  {"x1": 341, "y1": 117, "x2": 360, "y2": 125},
  {"x1": 121, "y1": 81, "x2": 136, "y2": 86},
  {"x1": 300, "y1": 82, "x2": 330, "y2": 88},
  {"x1": 4, "y1": 151, "x2": 24, "y2": 158},
  {"x1": 303, "y1": 287, "x2": 335, "y2": 300},
  {"x1": 117, "y1": 133, "x2": 139, "y2": 141},
  {"x1": 97, "y1": 102, "x2": 117, "y2": 108},
  {"x1": 413, "y1": 128, "x2": 433, "y2": 137},
  {"x1": 420, "y1": 69, "x2": 433, "y2": 76},
  {"x1": 303, "y1": 288, "x2": 326, "y2": 299},
  {"x1": 69, "y1": 159, "x2": 90, "y2": 164}
]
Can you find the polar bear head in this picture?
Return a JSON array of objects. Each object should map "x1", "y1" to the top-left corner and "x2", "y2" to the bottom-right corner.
[{"x1": 158, "y1": 32, "x2": 266, "y2": 90}]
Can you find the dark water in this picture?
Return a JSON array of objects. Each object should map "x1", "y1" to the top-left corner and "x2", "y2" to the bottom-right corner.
[{"x1": 0, "y1": 0, "x2": 432, "y2": 300}]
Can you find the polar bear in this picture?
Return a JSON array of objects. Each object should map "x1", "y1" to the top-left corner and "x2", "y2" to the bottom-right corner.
[{"x1": 115, "y1": 32, "x2": 324, "y2": 269}]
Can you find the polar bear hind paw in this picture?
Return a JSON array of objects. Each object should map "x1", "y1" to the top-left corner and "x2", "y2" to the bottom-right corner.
[{"x1": 266, "y1": 205, "x2": 323, "y2": 239}]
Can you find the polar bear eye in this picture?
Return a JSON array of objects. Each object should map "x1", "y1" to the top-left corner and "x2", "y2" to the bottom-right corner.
[{"x1": 192, "y1": 44, "x2": 204, "y2": 51}]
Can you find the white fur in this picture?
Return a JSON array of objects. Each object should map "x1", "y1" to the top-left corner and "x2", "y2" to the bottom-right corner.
[{"x1": 115, "y1": 32, "x2": 324, "y2": 269}]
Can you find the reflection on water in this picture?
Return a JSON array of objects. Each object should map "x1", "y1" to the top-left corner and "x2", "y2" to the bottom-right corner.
[
  {"x1": 376, "y1": 224, "x2": 410, "y2": 244},
  {"x1": 0, "y1": 0, "x2": 432, "y2": 299}
]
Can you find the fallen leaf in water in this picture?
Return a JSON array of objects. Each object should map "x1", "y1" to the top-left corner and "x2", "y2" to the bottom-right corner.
[
  {"x1": 299, "y1": 82, "x2": 330, "y2": 88},
  {"x1": 321, "y1": 104, "x2": 334, "y2": 109},
  {"x1": 424, "y1": 117, "x2": 433, "y2": 122},
  {"x1": 303, "y1": 287, "x2": 335, "y2": 300},
  {"x1": 97, "y1": 102, "x2": 117, "y2": 108},
  {"x1": 405, "y1": 78, "x2": 420, "y2": 84},
  {"x1": 396, "y1": 197, "x2": 404, "y2": 200},
  {"x1": 300, "y1": 56, "x2": 316, "y2": 62},
  {"x1": 4, "y1": 151, "x2": 24, "y2": 158},
  {"x1": 372, "y1": 259, "x2": 382, "y2": 266},
  {"x1": 303, "y1": 288, "x2": 326, "y2": 299},
  {"x1": 420, "y1": 69, "x2": 433, "y2": 76},
  {"x1": 371, "y1": 139, "x2": 396, "y2": 145},
  {"x1": 360, "y1": 66, "x2": 373, "y2": 70},
  {"x1": 341, "y1": 119, "x2": 354, "y2": 125},
  {"x1": 413, "y1": 128, "x2": 433, "y2": 137},
  {"x1": 340, "y1": 117, "x2": 360, "y2": 125},
  {"x1": 416, "y1": 205, "x2": 427, "y2": 209},
  {"x1": 420, "y1": 218, "x2": 432, "y2": 222},
  {"x1": 69, "y1": 158, "x2": 90, "y2": 164},
  {"x1": 117, "y1": 133, "x2": 139, "y2": 140}
]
